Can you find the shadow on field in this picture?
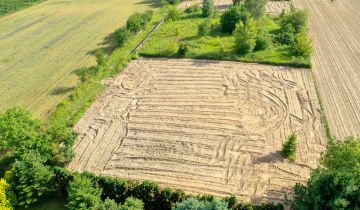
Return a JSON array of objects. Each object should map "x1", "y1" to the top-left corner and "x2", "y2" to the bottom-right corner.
[
  {"x1": 50, "y1": 86, "x2": 75, "y2": 96},
  {"x1": 255, "y1": 151, "x2": 284, "y2": 163},
  {"x1": 135, "y1": 0, "x2": 162, "y2": 8}
]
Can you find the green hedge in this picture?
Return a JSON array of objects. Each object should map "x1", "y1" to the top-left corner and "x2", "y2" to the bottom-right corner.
[{"x1": 0, "y1": 0, "x2": 45, "y2": 16}]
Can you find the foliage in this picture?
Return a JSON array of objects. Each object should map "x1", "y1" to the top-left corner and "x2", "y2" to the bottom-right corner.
[
  {"x1": 198, "y1": 19, "x2": 212, "y2": 36},
  {"x1": 255, "y1": 30, "x2": 272, "y2": 51},
  {"x1": 0, "y1": 179, "x2": 16, "y2": 210},
  {"x1": 291, "y1": 29, "x2": 312, "y2": 56},
  {"x1": 66, "y1": 174, "x2": 102, "y2": 210},
  {"x1": 244, "y1": 0, "x2": 268, "y2": 19},
  {"x1": 178, "y1": 43, "x2": 190, "y2": 57},
  {"x1": 274, "y1": 23, "x2": 295, "y2": 45},
  {"x1": 126, "y1": 11, "x2": 153, "y2": 33},
  {"x1": 163, "y1": 0, "x2": 180, "y2": 5},
  {"x1": 115, "y1": 27, "x2": 133, "y2": 47},
  {"x1": 0, "y1": 0, "x2": 45, "y2": 16},
  {"x1": 279, "y1": 9, "x2": 308, "y2": 34},
  {"x1": 174, "y1": 197, "x2": 228, "y2": 210},
  {"x1": 232, "y1": 0, "x2": 242, "y2": 5},
  {"x1": 291, "y1": 138, "x2": 360, "y2": 210},
  {"x1": 202, "y1": 0, "x2": 215, "y2": 17},
  {"x1": 234, "y1": 19, "x2": 258, "y2": 54},
  {"x1": 119, "y1": 197, "x2": 144, "y2": 210},
  {"x1": 221, "y1": 5, "x2": 250, "y2": 33},
  {"x1": 185, "y1": 4, "x2": 201, "y2": 14},
  {"x1": 130, "y1": 181, "x2": 160, "y2": 210},
  {"x1": 281, "y1": 132, "x2": 297, "y2": 161},
  {"x1": 168, "y1": 6, "x2": 181, "y2": 21},
  {"x1": 10, "y1": 152, "x2": 55, "y2": 208}
]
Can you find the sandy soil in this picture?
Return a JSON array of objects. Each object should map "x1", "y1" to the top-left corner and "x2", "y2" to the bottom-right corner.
[
  {"x1": 0, "y1": 0, "x2": 160, "y2": 118},
  {"x1": 179, "y1": 0, "x2": 291, "y2": 14},
  {"x1": 69, "y1": 58, "x2": 326, "y2": 203},
  {"x1": 293, "y1": 0, "x2": 360, "y2": 139}
]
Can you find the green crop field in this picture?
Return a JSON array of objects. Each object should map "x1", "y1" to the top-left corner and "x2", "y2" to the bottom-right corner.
[{"x1": 0, "y1": 0, "x2": 161, "y2": 119}]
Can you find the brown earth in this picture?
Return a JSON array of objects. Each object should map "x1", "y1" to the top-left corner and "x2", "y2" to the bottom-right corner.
[
  {"x1": 293, "y1": 0, "x2": 360, "y2": 139},
  {"x1": 69, "y1": 58, "x2": 326, "y2": 203}
]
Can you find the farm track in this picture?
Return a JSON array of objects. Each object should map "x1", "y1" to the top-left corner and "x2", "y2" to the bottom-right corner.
[
  {"x1": 293, "y1": 0, "x2": 360, "y2": 139},
  {"x1": 0, "y1": 0, "x2": 160, "y2": 118},
  {"x1": 69, "y1": 58, "x2": 326, "y2": 203}
]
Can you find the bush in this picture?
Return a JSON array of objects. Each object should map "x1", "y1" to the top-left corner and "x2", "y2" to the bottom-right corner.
[
  {"x1": 115, "y1": 27, "x2": 132, "y2": 47},
  {"x1": 163, "y1": 0, "x2": 181, "y2": 5},
  {"x1": 279, "y1": 9, "x2": 308, "y2": 34},
  {"x1": 126, "y1": 11, "x2": 152, "y2": 33},
  {"x1": 232, "y1": 0, "x2": 242, "y2": 5},
  {"x1": 119, "y1": 197, "x2": 144, "y2": 210},
  {"x1": 130, "y1": 181, "x2": 160, "y2": 210},
  {"x1": 185, "y1": 4, "x2": 201, "y2": 14},
  {"x1": 198, "y1": 19, "x2": 212, "y2": 36},
  {"x1": 174, "y1": 197, "x2": 228, "y2": 210},
  {"x1": 275, "y1": 23, "x2": 295, "y2": 45},
  {"x1": 254, "y1": 31, "x2": 272, "y2": 51},
  {"x1": 178, "y1": 43, "x2": 190, "y2": 57},
  {"x1": 97, "y1": 176, "x2": 130, "y2": 203},
  {"x1": 202, "y1": 0, "x2": 215, "y2": 17},
  {"x1": 281, "y1": 132, "x2": 297, "y2": 161},
  {"x1": 244, "y1": 0, "x2": 268, "y2": 19},
  {"x1": 168, "y1": 6, "x2": 180, "y2": 21},
  {"x1": 10, "y1": 152, "x2": 55, "y2": 208},
  {"x1": 234, "y1": 19, "x2": 258, "y2": 54},
  {"x1": 291, "y1": 138, "x2": 360, "y2": 209},
  {"x1": 67, "y1": 174, "x2": 102, "y2": 210},
  {"x1": 221, "y1": 5, "x2": 251, "y2": 33},
  {"x1": 0, "y1": 179, "x2": 16, "y2": 210},
  {"x1": 291, "y1": 29, "x2": 312, "y2": 56}
]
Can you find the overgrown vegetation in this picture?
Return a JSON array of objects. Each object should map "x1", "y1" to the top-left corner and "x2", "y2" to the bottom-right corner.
[
  {"x1": 281, "y1": 132, "x2": 297, "y2": 161},
  {"x1": 141, "y1": 5, "x2": 312, "y2": 67},
  {"x1": 0, "y1": 0, "x2": 45, "y2": 16}
]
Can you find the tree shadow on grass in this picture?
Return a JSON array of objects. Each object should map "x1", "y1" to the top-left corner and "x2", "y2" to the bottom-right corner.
[
  {"x1": 50, "y1": 86, "x2": 75, "y2": 96},
  {"x1": 87, "y1": 30, "x2": 118, "y2": 57}
]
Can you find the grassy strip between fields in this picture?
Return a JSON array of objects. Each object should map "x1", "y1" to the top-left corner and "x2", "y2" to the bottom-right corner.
[
  {"x1": 0, "y1": 0, "x2": 45, "y2": 16},
  {"x1": 48, "y1": 8, "x2": 168, "y2": 129},
  {"x1": 140, "y1": 11, "x2": 311, "y2": 68}
]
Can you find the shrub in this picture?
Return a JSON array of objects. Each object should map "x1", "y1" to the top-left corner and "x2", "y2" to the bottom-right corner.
[
  {"x1": 234, "y1": 19, "x2": 258, "y2": 55},
  {"x1": 281, "y1": 132, "x2": 297, "y2": 161},
  {"x1": 198, "y1": 19, "x2": 212, "y2": 36},
  {"x1": 291, "y1": 138, "x2": 360, "y2": 209},
  {"x1": 97, "y1": 176, "x2": 130, "y2": 203},
  {"x1": 202, "y1": 0, "x2": 215, "y2": 17},
  {"x1": 185, "y1": 4, "x2": 201, "y2": 14},
  {"x1": 156, "y1": 188, "x2": 186, "y2": 210},
  {"x1": 168, "y1": 6, "x2": 181, "y2": 21},
  {"x1": 115, "y1": 27, "x2": 132, "y2": 47},
  {"x1": 254, "y1": 31, "x2": 272, "y2": 51},
  {"x1": 0, "y1": 179, "x2": 16, "y2": 210},
  {"x1": 275, "y1": 23, "x2": 295, "y2": 45},
  {"x1": 244, "y1": 0, "x2": 268, "y2": 19},
  {"x1": 221, "y1": 5, "x2": 251, "y2": 33},
  {"x1": 174, "y1": 197, "x2": 228, "y2": 210},
  {"x1": 178, "y1": 43, "x2": 190, "y2": 57},
  {"x1": 291, "y1": 29, "x2": 312, "y2": 56},
  {"x1": 95, "y1": 50, "x2": 106, "y2": 66},
  {"x1": 119, "y1": 197, "x2": 144, "y2": 210},
  {"x1": 67, "y1": 174, "x2": 102, "y2": 210},
  {"x1": 232, "y1": 0, "x2": 242, "y2": 5},
  {"x1": 10, "y1": 152, "x2": 55, "y2": 208},
  {"x1": 130, "y1": 181, "x2": 160, "y2": 210},
  {"x1": 164, "y1": 0, "x2": 181, "y2": 5},
  {"x1": 126, "y1": 11, "x2": 152, "y2": 33},
  {"x1": 279, "y1": 9, "x2": 308, "y2": 34}
]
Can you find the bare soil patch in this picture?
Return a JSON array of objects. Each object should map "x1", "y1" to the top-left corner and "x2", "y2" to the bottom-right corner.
[{"x1": 69, "y1": 58, "x2": 326, "y2": 203}]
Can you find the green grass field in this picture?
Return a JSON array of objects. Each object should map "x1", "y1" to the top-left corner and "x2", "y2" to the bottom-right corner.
[
  {"x1": 0, "y1": 0, "x2": 161, "y2": 119},
  {"x1": 0, "y1": 0, "x2": 46, "y2": 16},
  {"x1": 141, "y1": 12, "x2": 310, "y2": 67}
]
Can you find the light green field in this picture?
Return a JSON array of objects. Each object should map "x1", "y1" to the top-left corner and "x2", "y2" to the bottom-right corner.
[{"x1": 0, "y1": 0, "x2": 161, "y2": 119}]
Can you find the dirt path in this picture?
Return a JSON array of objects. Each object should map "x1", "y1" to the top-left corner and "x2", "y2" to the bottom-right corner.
[
  {"x1": 293, "y1": 0, "x2": 360, "y2": 139},
  {"x1": 69, "y1": 58, "x2": 326, "y2": 203},
  {"x1": 0, "y1": 0, "x2": 160, "y2": 118}
]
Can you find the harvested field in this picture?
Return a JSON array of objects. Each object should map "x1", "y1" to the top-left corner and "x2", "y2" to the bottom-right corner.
[
  {"x1": 293, "y1": 0, "x2": 360, "y2": 139},
  {"x1": 179, "y1": 0, "x2": 291, "y2": 14},
  {"x1": 0, "y1": 0, "x2": 160, "y2": 118},
  {"x1": 69, "y1": 58, "x2": 327, "y2": 202}
]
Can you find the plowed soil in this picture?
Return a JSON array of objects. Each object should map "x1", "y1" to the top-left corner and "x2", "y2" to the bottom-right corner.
[
  {"x1": 293, "y1": 0, "x2": 360, "y2": 139},
  {"x1": 69, "y1": 58, "x2": 326, "y2": 202}
]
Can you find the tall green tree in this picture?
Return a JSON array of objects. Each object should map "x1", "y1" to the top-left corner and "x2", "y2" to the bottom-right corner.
[
  {"x1": 202, "y1": 0, "x2": 215, "y2": 17},
  {"x1": 234, "y1": 18, "x2": 258, "y2": 54},
  {"x1": 244, "y1": 0, "x2": 268, "y2": 19},
  {"x1": 291, "y1": 138, "x2": 360, "y2": 210}
]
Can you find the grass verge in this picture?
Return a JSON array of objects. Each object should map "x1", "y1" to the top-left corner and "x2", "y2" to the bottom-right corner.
[{"x1": 0, "y1": 0, "x2": 45, "y2": 16}]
